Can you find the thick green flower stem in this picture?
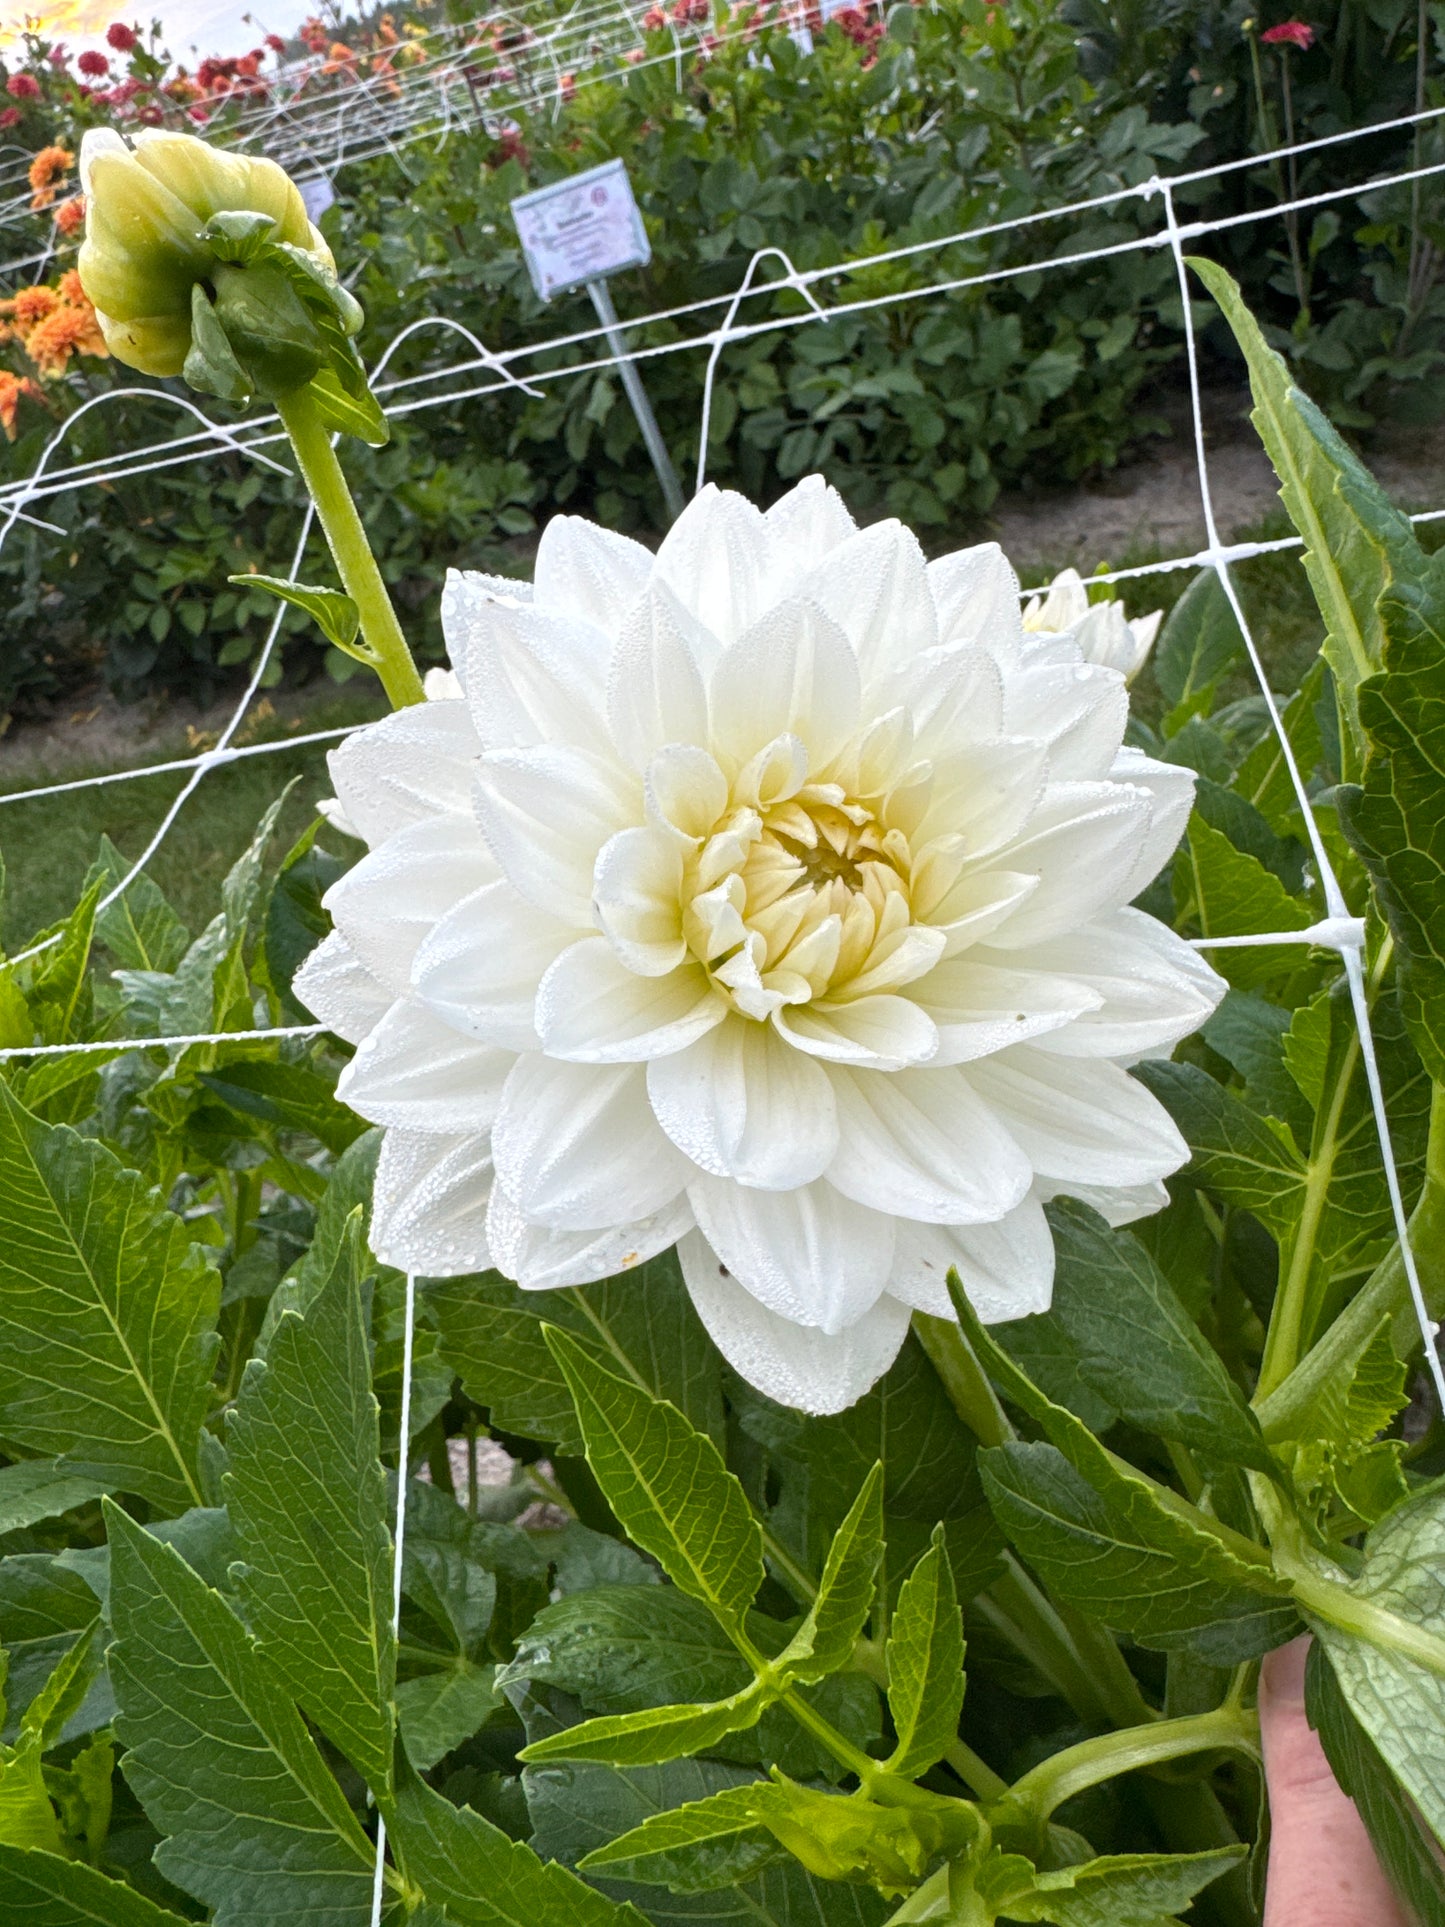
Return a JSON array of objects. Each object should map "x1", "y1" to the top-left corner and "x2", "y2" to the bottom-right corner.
[
  {"x1": 994, "y1": 1702, "x2": 1261, "y2": 1833},
  {"x1": 1257, "y1": 1077, "x2": 1445, "y2": 1442},
  {"x1": 275, "y1": 386, "x2": 425, "y2": 710}
]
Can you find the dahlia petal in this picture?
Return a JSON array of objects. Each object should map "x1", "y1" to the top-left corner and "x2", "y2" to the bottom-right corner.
[
  {"x1": 491, "y1": 1057, "x2": 691, "y2": 1229},
  {"x1": 763, "y1": 474, "x2": 857, "y2": 557},
  {"x1": 887, "y1": 644, "x2": 1005, "y2": 758},
  {"x1": 293, "y1": 930, "x2": 392, "y2": 1046},
  {"x1": 647, "y1": 1016, "x2": 839, "y2": 1189},
  {"x1": 532, "y1": 514, "x2": 653, "y2": 634},
  {"x1": 709, "y1": 598, "x2": 861, "y2": 775},
  {"x1": 369, "y1": 1127, "x2": 494, "y2": 1276},
  {"x1": 440, "y1": 567, "x2": 531, "y2": 701},
  {"x1": 411, "y1": 880, "x2": 572, "y2": 1049},
  {"x1": 607, "y1": 581, "x2": 714, "y2": 768},
  {"x1": 326, "y1": 699, "x2": 480, "y2": 848},
  {"x1": 592, "y1": 826, "x2": 687, "y2": 975},
  {"x1": 984, "y1": 781, "x2": 1155, "y2": 949},
  {"x1": 928, "y1": 869, "x2": 1041, "y2": 954},
  {"x1": 324, "y1": 813, "x2": 497, "y2": 996},
  {"x1": 912, "y1": 956, "x2": 1102, "y2": 1065},
  {"x1": 487, "y1": 1184, "x2": 693, "y2": 1289},
  {"x1": 653, "y1": 485, "x2": 773, "y2": 646},
  {"x1": 472, "y1": 745, "x2": 637, "y2": 922},
  {"x1": 914, "y1": 737, "x2": 1047, "y2": 857},
  {"x1": 999, "y1": 908, "x2": 1224, "y2": 1061},
  {"x1": 927, "y1": 542, "x2": 1023, "y2": 664},
  {"x1": 686, "y1": 1177, "x2": 894, "y2": 1332},
  {"x1": 645, "y1": 743, "x2": 731, "y2": 843},
  {"x1": 1111, "y1": 748, "x2": 1197, "y2": 894},
  {"x1": 969, "y1": 1046, "x2": 1188, "y2": 1188},
  {"x1": 774, "y1": 994, "x2": 939, "y2": 1070},
  {"x1": 793, "y1": 520, "x2": 937, "y2": 690},
  {"x1": 457, "y1": 603, "x2": 611, "y2": 754},
  {"x1": 890, "y1": 1193, "x2": 1055, "y2": 1321},
  {"x1": 1036, "y1": 1174, "x2": 1171, "y2": 1226},
  {"x1": 535, "y1": 939, "x2": 726, "y2": 1063},
  {"x1": 827, "y1": 1066, "x2": 1032, "y2": 1223},
  {"x1": 1003, "y1": 661, "x2": 1129, "y2": 781},
  {"x1": 678, "y1": 1229, "x2": 910, "y2": 1414},
  {"x1": 337, "y1": 998, "x2": 512, "y2": 1133}
]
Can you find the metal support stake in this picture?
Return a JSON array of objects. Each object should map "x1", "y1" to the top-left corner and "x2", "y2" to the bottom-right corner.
[{"x1": 585, "y1": 276, "x2": 686, "y2": 523}]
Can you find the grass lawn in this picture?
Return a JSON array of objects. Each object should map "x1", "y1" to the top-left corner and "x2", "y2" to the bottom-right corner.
[{"x1": 0, "y1": 525, "x2": 1332, "y2": 953}]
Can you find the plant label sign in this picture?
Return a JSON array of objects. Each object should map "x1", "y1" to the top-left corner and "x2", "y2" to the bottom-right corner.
[{"x1": 510, "y1": 159, "x2": 651, "y2": 302}]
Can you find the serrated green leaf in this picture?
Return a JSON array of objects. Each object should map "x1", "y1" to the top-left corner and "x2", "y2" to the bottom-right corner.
[
  {"x1": 185, "y1": 283, "x2": 250, "y2": 403},
  {"x1": 383, "y1": 1750, "x2": 641, "y2": 1924},
  {"x1": 1043, "y1": 1201, "x2": 1276, "y2": 1475},
  {"x1": 980, "y1": 1442, "x2": 1297, "y2": 1663},
  {"x1": 1306, "y1": 1637, "x2": 1445, "y2": 1923},
  {"x1": 427, "y1": 1252, "x2": 724, "y2": 1453},
  {"x1": 1178, "y1": 816, "x2": 1314, "y2": 991},
  {"x1": 543, "y1": 1326, "x2": 763, "y2": 1636},
  {"x1": 229, "y1": 573, "x2": 361, "y2": 654},
  {"x1": 778, "y1": 1462, "x2": 882, "y2": 1683},
  {"x1": 521, "y1": 1676, "x2": 771, "y2": 1768},
  {"x1": 1341, "y1": 570, "x2": 1445, "y2": 1084},
  {"x1": 578, "y1": 1783, "x2": 776, "y2": 1890},
  {"x1": 1154, "y1": 569, "x2": 1246, "y2": 728},
  {"x1": 990, "y1": 1844, "x2": 1247, "y2": 1925},
  {"x1": 0, "y1": 1081, "x2": 217, "y2": 1511},
  {"x1": 1307, "y1": 1482, "x2": 1445, "y2": 1857},
  {"x1": 198, "y1": 1059, "x2": 366, "y2": 1155},
  {"x1": 884, "y1": 1524, "x2": 964, "y2": 1778},
  {"x1": 224, "y1": 1215, "x2": 396, "y2": 1791},
  {"x1": 1136, "y1": 1059, "x2": 1306, "y2": 1238},
  {"x1": 396, "y1": 1665, "x2": 499, "y2": 1773},
  {"x1": 0, "y1": 1462, "x2": 110, "y2": 1535},
  {"x1": 105, "y1": 1502, "x2": 374, "y2": 1926},
  {"x1": 1188, "y1": 255, "x2": 1421, "y2": 759},
  {"x1": 0, "y1": 1842, "x2": 192, "y2": 1925},
  {"x1": 86, "y1": 836, "x2": 189, "y2": 974}
]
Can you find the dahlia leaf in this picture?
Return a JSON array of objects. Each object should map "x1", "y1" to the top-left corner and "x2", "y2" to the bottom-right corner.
[
  {"x1": 777, "y1": 1461, "x2": 883, "y2": 1683},
  {"x1": 883, "y1": 1524, "x2": 964, "y2": 1779},
  {"x1": 1135, "y1": 1059, "x2": 1306, "y2": 1239},
  {"x1": 0, "y1": 1081, "x2": 219, "y2": 1513},
  {"x1": 1177, "y1": 816, "x2": 1313, "y2": 991},
  {"x1": 1308, "y1": 1483, "x2": 1445, "y2": 1855},
  {"x1": 396, "y1": 1664, "x2": 499, "y2": 1773},
  {"x1": 381, "y1": 1751, "x2": 642, "y2": 1925},
  {"x1": 1305, "y1": 1639, "x2": 1445, "y2": 1922},
  {"x1": 105, "y1": 1503, "x2": 376, "y2": 1927},
  {"x1": 980, "y1": 1443, "x2": 1297, "y2": 1662},
  {"x1": 1043, "y1": 1201, "x2": 1277, "y2": 1476},
  {"x1": 0, "y1": 1462, "x2": 111, "y2": 1537},
  {"x1": 519, "y1": 1677, "x2": 772, "y2": 1767},
  {"x1": 1153, "y1": 568, "x2": 1246, "y2": 732},
  {"x1": 984, "y1": 1845, "x2": 1246, "y2": 1925},
  {"x1": 541, "y1": 1325, "x2": 763, "y2": 1633},
  {"x1": 428, "y1": 1251, "x2": 724, "y2": 1454},
  {"x1": 1189, "y1": 255, "x2": 1421, "y2": 761},
  {"x1": 85, "y1": 834, "x2": 190, "y2": 974},
  {"x1": 578, "y1": 1783, "x2": 776, "y2": 1889},
  {"x1": 228, "y1": 573, "x2": 361, "y2": 655},
  {"x1": 224, "y1": 1215, "x2": 397, "y2": 1793},
  {"x1": 1340, "y1": 571, "x2": 1445, "y2": 1086},
  {"x1": 0, "y1": 1843, "x2": 192, "y2": 1926}
]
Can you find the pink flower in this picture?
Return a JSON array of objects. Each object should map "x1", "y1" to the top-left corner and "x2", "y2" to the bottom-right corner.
[
  {"x1": 266, "y1": 34, "x2": 288, "y2": 54},
  {"x1": 5, "y1": 74, "x2": 41, "y2": 99},
  {"x1": 106, "y1": 22, "x2": 138, "y2": 53},
  {"x1": 1261, "y1": 19, "x2": 1315, "y2": 46},
  {"x1": 0, "y1": 106, "x2": 20, "y2": 128},
  {"x1": 77, "y1": 50, "x2": 109, "y2": 77}
]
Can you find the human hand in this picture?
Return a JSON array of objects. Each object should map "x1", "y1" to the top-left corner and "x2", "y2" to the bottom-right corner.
[{"x1": 1259, "y1": 1636, "x2": 1411, "y2": 1927}]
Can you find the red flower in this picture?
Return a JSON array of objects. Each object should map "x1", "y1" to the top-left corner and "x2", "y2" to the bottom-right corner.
[
  {"x1": 0, "y1": 106, "x2": 20, "y2": 128},
  {"x1": 1260, "y1": 19, "x2": 1315, "y2": 46},
  {"x1": 266, "y1": 34, "x2": 288, "y2": 54},
  {"x1": 106, "y1": 21, "x2": 138, "y2": 52},
  {"x1": 5, "y1": 74, "x2": 40, "y2": 99},
  {"x1": 77, "y1": 50, "x2": 109, "y2": 77}
]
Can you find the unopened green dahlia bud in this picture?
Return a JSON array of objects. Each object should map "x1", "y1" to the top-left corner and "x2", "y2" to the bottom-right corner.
[{"x1": 77, "y1": 129, "x2": 334, "y2": 387}]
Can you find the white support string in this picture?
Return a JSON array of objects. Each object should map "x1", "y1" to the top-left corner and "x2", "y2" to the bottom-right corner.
[
  {"x1": 1155, "y1": 175, "x2": 1445, "y2": 1413},
  {"x1": 0, "y1": 1023, "x2": 325, "y2": 1060},
  {"x1": 371, "y1": 1269, "x2": 418, "y2": 1927}
]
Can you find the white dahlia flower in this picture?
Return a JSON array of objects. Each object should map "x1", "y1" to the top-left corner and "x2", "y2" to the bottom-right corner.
[
  {"x1": 1023, "y1": 567, "x2": 1162, "y2": 684},
  {"x1": 296, "y1": 479, "x2": 1222, "y2": 1414}
]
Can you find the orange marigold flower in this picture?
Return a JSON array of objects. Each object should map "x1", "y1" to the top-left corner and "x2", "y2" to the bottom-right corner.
[
  {"x1": 27, "y1": 143, "x2": 74, "y2": 210},
  {"x1": 56, "y1": 267, "x2": 88, "y2": 307},
  {"x1": 24, "y1": 302, "x2": 100, "y2": 377},
  {"x1": 53, "y1": 193, "x2": 84, "y2": 237},
  {"x1": 10, "y1": 284, "x2": 58, "y2": 336},
  {"x1": 0, "y1": 370, "x2": 39, "y2": 438}
]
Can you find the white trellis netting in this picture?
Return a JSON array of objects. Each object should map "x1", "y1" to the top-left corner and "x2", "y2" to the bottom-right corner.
[{"x1": 0, "y1": 113, "x2": 1438, "y2": 1907}]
